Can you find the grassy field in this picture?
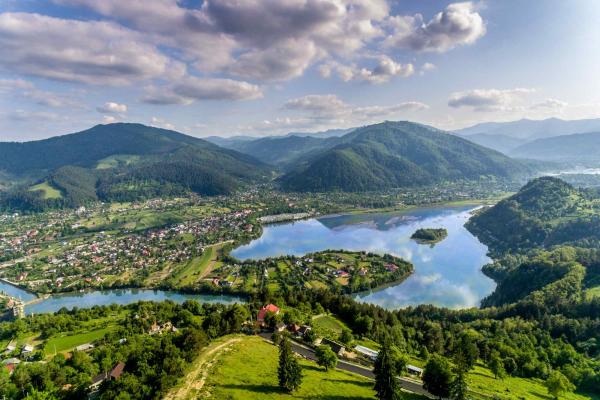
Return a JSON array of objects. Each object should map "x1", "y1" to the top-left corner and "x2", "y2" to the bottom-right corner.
[
  {"x1": 312, "y1": 314, "x2": 347, "y2": 339},
  {"x1": 200, "y1": 335, "x2": 427, "y2": 400},
  {"x1": 28, "y1": 181, "x2": 62, "y2": 199},
  {"x1": 43, "y1": 326, "x2": 113, "y2": 355},
  {"x1": 585, "y1": 285, "x2": 600, "y2": 300}
]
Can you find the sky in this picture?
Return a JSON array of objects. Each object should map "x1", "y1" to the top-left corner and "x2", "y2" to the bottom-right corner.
[{"x1": 0, "y1": 0, "x2": 600, "y2": 141}]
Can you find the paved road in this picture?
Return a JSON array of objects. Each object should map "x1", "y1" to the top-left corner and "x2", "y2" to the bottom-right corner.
[{"x1": 259, "y1": 333, "x2": 434, "y2": 398}]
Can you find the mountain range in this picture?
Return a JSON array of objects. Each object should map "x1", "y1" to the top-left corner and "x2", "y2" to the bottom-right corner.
[{"x1": 454, "y1": 117, "x2": 600, "y2": 155}]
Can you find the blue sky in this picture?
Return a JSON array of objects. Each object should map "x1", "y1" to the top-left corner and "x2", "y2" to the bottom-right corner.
[{"x1": 0, "y1": 0, "x2": 599, "y2": 141}]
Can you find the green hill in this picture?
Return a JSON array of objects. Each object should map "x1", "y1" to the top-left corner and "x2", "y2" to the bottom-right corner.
[
  {"x1": 280, "y1": 121, "x2": 527, "y2": 192},
  {"x1": 0, "y1": 123, "x2": 271, "y2": 211},
  {"x1": 466, "y1": 177, "x2": 600, "y2": 255},
  {"x1": 228, "y1": 135, "x2": 341, "y2": 168}
]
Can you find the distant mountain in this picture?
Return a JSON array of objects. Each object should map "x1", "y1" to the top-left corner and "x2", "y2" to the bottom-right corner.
[
  {"x1": 466, "y1": 176, "x2": 600, "y2": 255},
  {"x1": 455, "y1": 117, "x2": 600, "y2": 140},
  {"x1": 0, "y1": 123, "x2": 271, "y2": 210},
  {"x1": 284, "y1": 127, "x2": 355, "y2": 139},
  {"x1": 226, "y1": 135, "x2": 342, "y2": 168},
  {"x1": 204, "y1": 135, "x2": 257, "y2": 148},
  {"x1": 459, "y1": 133, "x2": 529, "y2": 154},
  {"x1": 279, "y1": 121, "x2": 527, "y2": 192},
  {"x1": 510, "y1": 131, "x2": 600, "y2": 162}
]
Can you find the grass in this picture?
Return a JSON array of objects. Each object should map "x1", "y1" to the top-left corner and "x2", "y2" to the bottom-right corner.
[
  {"x1": 43, "y1": 326, "x2": 113, "y2": 355},
  {"x1": 201, "y1": 335, "x2": 393, "y2": 400},
  {"x1": 95, "y1": 154, "x2": 140, "y2": 169},
  {"x1": 312, "y1": 314, "x2": 347, "y2": 339},
  {"x1": 172, "y1": 246, "x2": 216, "y2": 286},
  {"x1": 467, "y1": 364, "x2": 598, "y2": 400},
  {"x1": 28, "y1": 181, "x2": 62, "y2": 199}
]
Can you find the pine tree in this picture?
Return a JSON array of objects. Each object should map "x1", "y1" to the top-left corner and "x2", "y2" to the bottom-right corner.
[
  {"x1": 374, "y1": 340, "x2": 402, "y2": 400},
  {"x1": 450, "y1": 368, "x2": 469, "y2": 400},
  {"x1": 278, "y1": 337, "x2": 303, "y2": 392}
]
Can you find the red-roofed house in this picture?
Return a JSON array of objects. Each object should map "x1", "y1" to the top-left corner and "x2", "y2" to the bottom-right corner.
[{"x1": 257, "y1": 304, "x2": 280, "y2": 325}]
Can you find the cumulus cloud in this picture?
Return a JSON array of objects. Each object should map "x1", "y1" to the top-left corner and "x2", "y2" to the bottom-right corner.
[
  {"x1": 0, "y1": 12, "x2": 185, "y2": 85},
  {"x1": 320, "y1": 56, "x2": 414, "y2": 84},
  {"x1": 96, "y1": 102, "x2": 128, "y2": 114},
  {"x1": 386, "y1": 2, "x2": 486, "y2": 52},
  {"x1": 150, "y1": 116, "x2": 175, "y2": 130},
  {"x1": 448, "y1": 88, "x2": 535, "y2": 112},
  {"x1": 284, "y1": 94, "x2": 428, "y2": 123},
  {"x1": 420, "y1": 62, "x2": 436, "y2": 75},
  {"x1": 142, "y1": 77, "x2": 262, "y2": 105}
]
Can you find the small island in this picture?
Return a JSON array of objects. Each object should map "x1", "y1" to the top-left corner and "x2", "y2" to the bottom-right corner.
[{"x1": 411, "y1": 228, "x2": 448, "y2": 244}]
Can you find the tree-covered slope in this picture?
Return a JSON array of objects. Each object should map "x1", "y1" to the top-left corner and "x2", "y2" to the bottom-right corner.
[
  {"x1": 227, "y1": 135, "x2": 341, "y2": 168},
  {"x1": 280, "y1": 121, "x2": 527, "y2": 192},
  {"x1": 0, "y1": 123, "x2": 272, "y2": 210},
  {"x1": 466, "y1": 177, "x2": 600, "y2": 255}
]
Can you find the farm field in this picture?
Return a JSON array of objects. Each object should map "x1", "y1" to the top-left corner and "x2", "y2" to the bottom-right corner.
[{"x1": 28, "y1": 181, "x2": 62, "y2": 199}]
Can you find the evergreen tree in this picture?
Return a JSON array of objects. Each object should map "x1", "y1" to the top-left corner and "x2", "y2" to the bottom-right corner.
[
  {"x1": 278, "y1": 337, "x2": 303, "y2": 392},
  {"x1": 488, "y1": 351, "x2": 506, "y2": 380},
  {"x1": 450, "y1": 368, "x2": 469, "y2": 400},
  {"x1": 374, "y1": 340, "x2": 402, "y2": 400}
]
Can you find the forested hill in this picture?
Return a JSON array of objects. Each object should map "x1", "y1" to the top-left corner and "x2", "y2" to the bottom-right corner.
[
  {"x1": 466, "y1": 176, "x2": 600, "y2": 255},
  {"x1": 0, "y1": 123, "x2": 271, "y2": 211},
  {"x1": 280, "y1": 121, "x2": 528, "y2": 192},
  {"x1": 0, "y1": 123, "x2": 255, "y2": 174}
]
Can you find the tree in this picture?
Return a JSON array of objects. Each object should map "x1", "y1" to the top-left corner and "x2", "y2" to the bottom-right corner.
[
  {"x1": 423, "y1": 355, "x2": 453, "y2": 400},
  {"x1": 303, "y1": 328, "x2": 317, "y2": 344},
  {"x1": 545, "y1": 370, "x2": 575, "y2": 400},
  {"x1": 340, "y1": 328, "x2": 354, "y2": 345},
  {"x1": 488, "y1": 351, "x2": 506, "y2": 380},
  {"x1": 315, "y1": 345, "x2": 338, "y2": 371},
  {"x1": 278, "y1": 337, "x2": 303, "y2": 392},
  {"x1": 449, "y1": 368, "x2": 469, "y2": 400},
  {"x1": 374, "y1": 340, "x2": 402, "y2": 400},
  {"x1": 454, "y1": 332, "x2": 479, "y2": 372}
]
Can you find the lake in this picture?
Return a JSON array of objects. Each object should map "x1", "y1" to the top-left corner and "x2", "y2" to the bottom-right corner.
[
  {"x1": 0, "y1": 280, "x2": 243, "y2": 315},
  {"x1": 232, "y1": 205, "x2": 495, "y2": 309}
]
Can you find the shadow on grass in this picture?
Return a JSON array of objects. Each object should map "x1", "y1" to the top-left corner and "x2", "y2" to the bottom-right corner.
[
  {"x1": 221, "y1": 383, "x2": 283, "y2": 394},
  {"x1": 322, "y1": 378, "x2": 373, "y2": 388}
]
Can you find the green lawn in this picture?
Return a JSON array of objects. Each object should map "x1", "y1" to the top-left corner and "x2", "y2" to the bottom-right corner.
[
  {"x1": 312, "y1": 314, "x2": 348, "y2": 339},
  {"x1": 585, "y1": 285, "x2": 600, "y2": 300},
  {"x1": 467, "y1": 364, "x2": 598, "y2": 400},
  {"x1": 43, "y1": 326, "x2": 113, "y2": 355},
  {"x1": 202, "y1": 336, "x2": 426, "y2": 400},
  {"x1": 28, "y1": 181, "x2": 62, "y2": 199}
]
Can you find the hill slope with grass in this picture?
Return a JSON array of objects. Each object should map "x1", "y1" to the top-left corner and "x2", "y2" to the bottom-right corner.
[
  {"x1": 280, "y1": 121, "x2": 528, "y2": 192},
  {"x1": 0, "y1": 123, "x2": 271, "y2": 210}
]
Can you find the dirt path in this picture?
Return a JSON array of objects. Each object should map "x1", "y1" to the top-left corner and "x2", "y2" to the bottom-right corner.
[
  {"x1": 197, "y1": 240, "x2": 233, "y2": 280},
  {"x1": 163, "y1": 336, "x2": 241, "y2": 400}
]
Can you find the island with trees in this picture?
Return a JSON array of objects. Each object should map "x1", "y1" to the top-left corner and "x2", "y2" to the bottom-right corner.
[{"x1": 410, "y1": 228, "x2": 448, "y2": 244}]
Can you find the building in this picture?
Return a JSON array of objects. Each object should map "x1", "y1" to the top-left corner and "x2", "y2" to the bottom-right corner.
[
  {"x1": 407, "y1": 364, "x2": 423, "y2": 377},
  {"x1": 75, "y1": 343, "x2": 95, "y2": 352},
  {"x1": 354, "y1": 345, "x2": 379, "y2": 361},
  {"x1": 89, "y1": 362, "x2": 126, "y2": 391},
  {"x1": 257, "y1": 304, "x2": 280, "y2": 325},
  {"x1": 320, "y1": 338, "x2": 345, "y2": 356}
]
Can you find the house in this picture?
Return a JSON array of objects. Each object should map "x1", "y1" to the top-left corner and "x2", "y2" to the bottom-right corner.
[
  {"x1": 321, "y1": 338, "x2": 345, "y2": 356},
  {"x1": 288, "y1": 324, "x2": 301, "y2": 334},
  {"x1": 75, "y1": 343, "x2": 95, "y2": 352},
  {"x1": 354, "y1": 345, "x2": 378, "y2": 361},
  {"x1": 257, "y1": 304, "x2": 280, "y2": 324},
  {"x1": 407, "y1": 364, "x2": 423, "y2": 377},
  {"x1": 5, "y1": 344, "x2": 16, "y2": 353},
  {"x1": 21, "y1": 344, "x2": 34, "y2": 355},
  {"x1": 89, "y1": 362, "x2": 126, "y2": 391},
  {"x1": 275, "y1": 322, "x2": 287, "y2": 332},
  {"x1": 298, "y1": 325, "x2": 312, "y2": 337}
]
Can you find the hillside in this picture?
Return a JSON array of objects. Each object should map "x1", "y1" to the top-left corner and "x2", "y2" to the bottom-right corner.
[
  {"x1": 280, "y1": 121, "x2": 527, "y2": 192},
  {"x1": 466, "y1": 177, "x2": 600, "y2": 254},
  {"x1": 459, "y1": 132, "x2": 529, "y2": 154},
  {"x1": 0, "y1": 123, "x2": 271, "y2": 210},
  {"x1": 227, "y1": 135, "x2": 341, "y2": 168},
  {"x1": 510, "y1": 131, "x2": 600, "y2": 162}
]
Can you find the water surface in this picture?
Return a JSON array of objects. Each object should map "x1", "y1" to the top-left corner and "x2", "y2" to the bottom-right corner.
[{"x1": 232, "y1": 206, "x2": 494, "y2": 309}]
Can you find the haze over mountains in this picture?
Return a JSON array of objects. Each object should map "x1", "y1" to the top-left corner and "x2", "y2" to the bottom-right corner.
[{"x1": 454, "y1": 117, "x2": 600, "y2": 156}]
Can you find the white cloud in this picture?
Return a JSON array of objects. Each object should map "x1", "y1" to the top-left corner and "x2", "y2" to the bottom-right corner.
[
  {"x1": 142, "y1": 77, "x2": 263, "y2": 105},
  {"x1": 150, "y1": 116, "x2": 175, "y2": 130},
  {"x1": 96, "y1": 102, "x2": 128, "y2": 114},
  {"x1": 448, "y1": 88, "x2": 535, "y2": 112},
  {"x1": 0, "y1": 12, "x2": 185, "y2": 85},
  {"x1": 8, "y1": 109, "x2": 62, "y2": 122},
  {"x1": 386, "y1": 2, "x2": 486, "y2": 52},
  {"x1": 420, "y1": 62, "x2": 436, "y2": 75},
  {"x1": 320, "y1": 56, "x2": 414, "y2": 84},
  {"x1": 0, "y1": 78, "x2": 34, "y2": 91},
  {"x1": 530, "y1": 98, "x2": 568, "y2": 111}
]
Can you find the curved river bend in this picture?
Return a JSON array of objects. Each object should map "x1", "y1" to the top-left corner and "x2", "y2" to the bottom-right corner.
[
  {"x1": 0, "y1": 205, "x2": 494, "y2": 313},
  {"x1": 232, "y1": 205, "x2": 495, "y2": 309}
]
